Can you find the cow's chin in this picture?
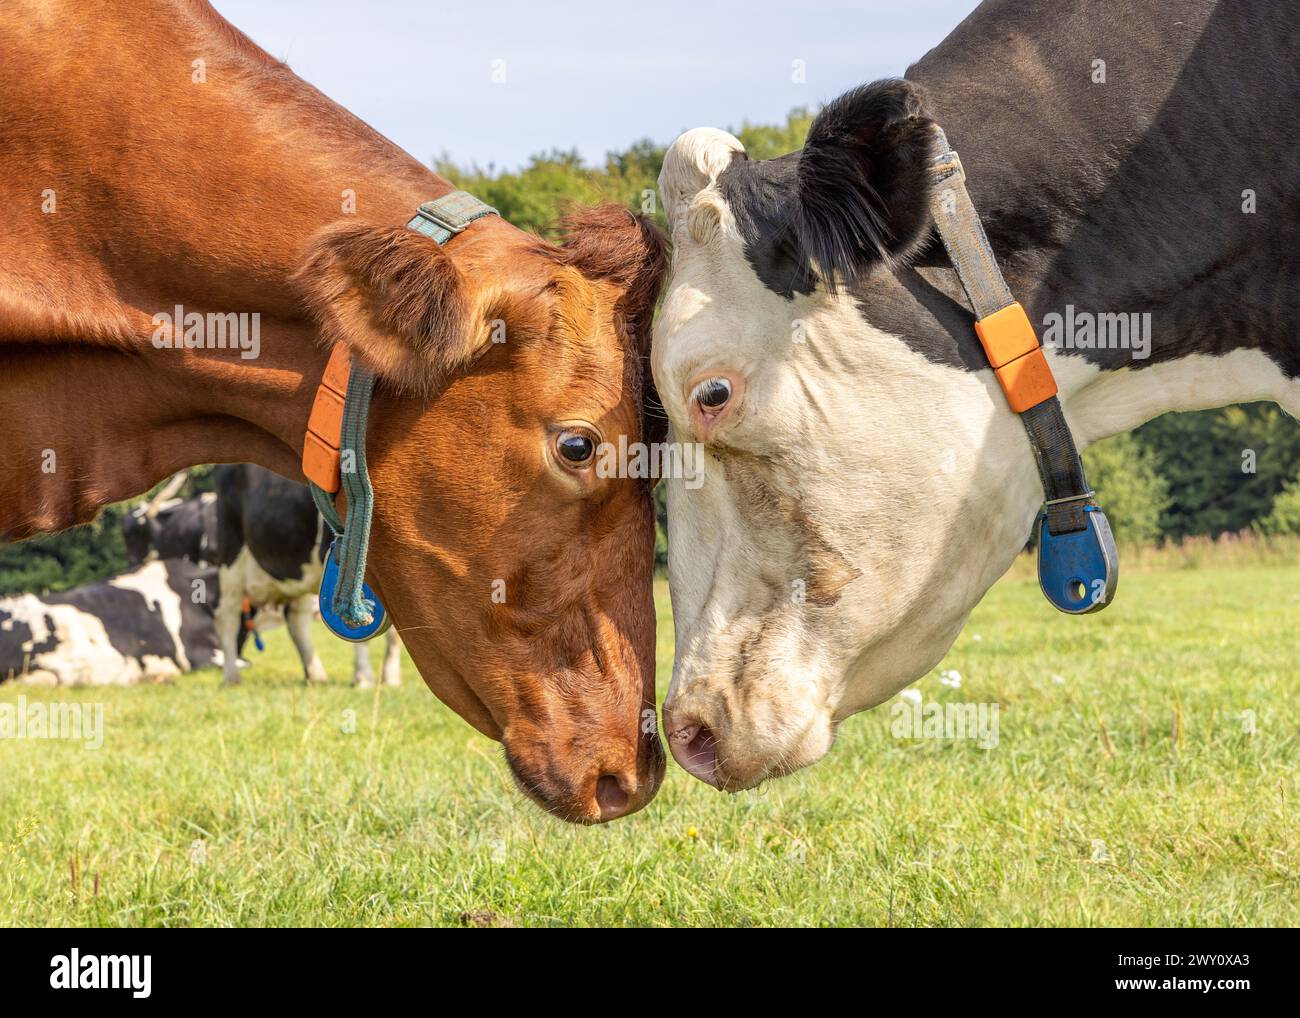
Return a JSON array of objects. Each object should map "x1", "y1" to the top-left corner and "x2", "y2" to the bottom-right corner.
[{"x1": 661, "y1": 608, "x2": 973, "y2": 791}]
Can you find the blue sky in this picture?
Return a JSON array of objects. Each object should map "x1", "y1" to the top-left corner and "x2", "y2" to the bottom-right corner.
[{"x1": 212, "y1": 0, "x2": 979, "y2": 172}]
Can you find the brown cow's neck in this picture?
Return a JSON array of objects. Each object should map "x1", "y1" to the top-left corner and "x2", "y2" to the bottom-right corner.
[{"x1": 0, "y1": 0, "x2": 464, "y2": 538}]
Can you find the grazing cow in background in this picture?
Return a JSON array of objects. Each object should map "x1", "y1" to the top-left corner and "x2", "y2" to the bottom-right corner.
[
  {"x1": 123, "y1": 473, "x2": 282, "y2": 654},
  {"x1": 122, "y1": 487, "x2": 219, "y2": 567},
  {"x1": 652, "y1": 0, "x2": 1299, "y2": 789},
  {"x1": 0, "y1": 559, "x2": 221, "y2": 685},
  {"x1": 213, "y1": 464, "x2": 402, "y2": 688}
]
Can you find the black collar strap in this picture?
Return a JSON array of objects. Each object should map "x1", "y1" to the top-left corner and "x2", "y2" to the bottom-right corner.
[{"x1": 927, "y1": 130, "x2": 1118, "y2": 614}]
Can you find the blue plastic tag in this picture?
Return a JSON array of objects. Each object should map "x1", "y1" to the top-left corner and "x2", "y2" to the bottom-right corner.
[
  {"x1": 319, "y1": 540, "x2": 391, "y2": 642},
  {"x1": 1036, "y1": 508, "x2": 1119, "y2": 615}
]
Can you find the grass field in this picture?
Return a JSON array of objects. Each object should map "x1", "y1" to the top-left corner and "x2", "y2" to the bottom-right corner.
[{"x1": 2, "y1": 556, "x2": 1297, "y2": 927}]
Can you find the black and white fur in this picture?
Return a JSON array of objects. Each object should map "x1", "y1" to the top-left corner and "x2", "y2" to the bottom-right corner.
[
  {"x1": 213, "y1": 464, "x2": 402, "y2": 688},
  {"x1": 653, "y1": 0, "x2": 1299, "y2": 790},
  {"x1": 122, "y1": 492, "x2": 219, "y2": 568},
  {"x1": 0, "y1": 559, "x2": 221, "y2": 685}
]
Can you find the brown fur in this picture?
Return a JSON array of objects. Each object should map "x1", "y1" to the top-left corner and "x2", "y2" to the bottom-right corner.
[
  {"x1": 295, "y1": 222, "x2": 476, "y2": 393},
  {"x1": 550, "y1": 204, "x2": 669, "y2": 349},
  {"x1": 548, "y1": 204, "x2": 671, "y2": 443},
  {"x1": 0, "y1": 0, "x2": 666, "y2": 822}
]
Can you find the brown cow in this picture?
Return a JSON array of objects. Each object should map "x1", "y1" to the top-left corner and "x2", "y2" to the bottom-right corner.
[{"x1": 0, "y1": 0, "x2": 666, "y2": 822}]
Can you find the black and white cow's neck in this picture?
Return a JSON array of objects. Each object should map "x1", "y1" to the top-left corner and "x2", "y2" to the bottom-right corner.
[{"x1": 719, "y1": 0, "x2": 1299, "y2": 441}]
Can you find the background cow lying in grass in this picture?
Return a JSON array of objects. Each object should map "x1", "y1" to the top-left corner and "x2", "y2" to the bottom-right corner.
[
  {"x1": 213, "y1": 464, "x2": 402, "y2": 688},
  {"x1": 0, "y1": 559, "x2": 221, "y2": 685}
]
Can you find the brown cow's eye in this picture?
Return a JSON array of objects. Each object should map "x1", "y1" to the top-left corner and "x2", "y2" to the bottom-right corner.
[
  {"x1": 693, "y1": 377, "x2": 732, "y2": 410},
  {"x1": 556, "y1": 431, "x2": 596, "y2": 465}
]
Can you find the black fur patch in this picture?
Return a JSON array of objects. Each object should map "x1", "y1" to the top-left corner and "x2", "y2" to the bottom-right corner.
[
  {"x1": 0, "y1": 609, "x2": 56, "y2": 680},
  {"x1": 718, "y1": 152, "x2": 819, "y2": 300},
  {"x1": 214, "y1": 464, "x2": 324, "y2": 581},
  {"x1": 43, "y1": 583, "x2": 178, "y2": 666},
  {"x1": 123, "y1": 497, "x2": 218, "y2": 567},
  {"x1": 794, "y1": 79, "x2": 938, "y2": 289},
  {"x1": 165, "y1": 560, "x2": 221, "y2": 668},
  {"x1": 714, "y1": 5, "x2": 1299, "y2": 383},
  {"x1": 718, "y1": 80, "x2": 938, "y2": 300}
]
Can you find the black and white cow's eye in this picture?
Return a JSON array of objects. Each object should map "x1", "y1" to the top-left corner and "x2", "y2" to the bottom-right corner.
[
  {"x1": 693, "y1": 377, "x2": 732, "y2": 411},
  {"x1": 555, "y1": 430, "x2": 597, "y2": 466}
]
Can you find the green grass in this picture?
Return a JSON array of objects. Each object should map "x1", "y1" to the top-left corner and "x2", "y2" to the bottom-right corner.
[{"x1": 1, "y1": 560, "x2": 1297, "y2": 927}]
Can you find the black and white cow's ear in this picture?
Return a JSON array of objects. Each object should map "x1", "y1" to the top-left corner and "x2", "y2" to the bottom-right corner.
[
  {"x1": 658, "y1": 127, "x2": 747, "y2": 238},
  {"x1": 796, "y1": 79, "x2": 937, "y2": 289}
]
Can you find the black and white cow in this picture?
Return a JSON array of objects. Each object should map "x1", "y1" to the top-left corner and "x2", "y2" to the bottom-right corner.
[
  {"x1": 213, "y1": 464, "x2": 402, "y2": 688},
  {"x1": 122, "y1": 491, "x2": 218, "y2": 567},
  {"x1": 652, "y1": 0, "x2": 1299, "y2": 789},
  {"x1": 0, "y1": 559, "x2": 221, "y2": 685}
]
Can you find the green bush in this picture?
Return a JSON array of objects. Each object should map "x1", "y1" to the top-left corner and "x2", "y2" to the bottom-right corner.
[
  {"x1": 1134, "y1": 404, "x2": 1300, "y2": 538},
  {"x1": 1256, "y1": 477, "x2": 1300, "y2": 535},
  {"x1": 1083, "y1": 433, "x2": 1170, "y2": 545},
  {"x1": 0, "y1": 506, "x2": 129, "y2": 596},
  {"x1": 0, "y1": 469, "x2": 213, "y2": 596}
]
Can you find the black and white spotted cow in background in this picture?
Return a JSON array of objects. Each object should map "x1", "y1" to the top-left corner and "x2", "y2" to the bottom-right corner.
[
  {"x1": 213, "y1": 464, "x2": 402, "y2": 688},
  {"x1": 0, "y1": 559, "x2": 221, "y2": 685},
  {"x1": 122, "y1": 472, "x2": 285, "y2": 649},
  {"x1": 122, "y1": 488, "x2": 219, "y2": 568}
]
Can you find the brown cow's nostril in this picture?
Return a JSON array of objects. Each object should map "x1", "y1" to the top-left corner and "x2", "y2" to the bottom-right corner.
[
  {"x1": 595, "y1": 774, "x2": 631, "y2": 819},
  {"x1": 505, "y1": 739, "x2": 662, "y2": 824}
]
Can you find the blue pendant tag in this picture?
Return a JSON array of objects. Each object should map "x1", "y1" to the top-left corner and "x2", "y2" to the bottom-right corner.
[
  {"x1": 1036, "y1": 507, "x2": 1119, "y2": 614},
  {"x1": 319, "y1": 540, "x2": 391, "y2": 642}
]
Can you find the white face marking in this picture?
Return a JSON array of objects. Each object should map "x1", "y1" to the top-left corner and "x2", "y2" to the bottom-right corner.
[{"x1": 653, "y1": 128, "x2": 1300, "y2": 791}]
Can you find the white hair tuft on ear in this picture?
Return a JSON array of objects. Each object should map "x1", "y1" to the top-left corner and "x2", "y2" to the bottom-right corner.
[{"x1": 657, "y1": 127, "x2": 746, "y2": 234}]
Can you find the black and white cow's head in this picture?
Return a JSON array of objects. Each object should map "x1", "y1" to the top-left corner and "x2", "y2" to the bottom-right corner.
[
  {"x1": 654, "y1": 81, "x2": 1050, "y2": 789},
  {"x1": 123, "y1": 493, "x2": 217, "y2": 568}
]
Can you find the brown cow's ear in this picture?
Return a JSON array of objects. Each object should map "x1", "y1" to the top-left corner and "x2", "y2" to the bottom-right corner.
[
  {"x1": 795, "y1": 78, "x2": 937, "y2": 290},
  {"x1": 295, "y1": 222, "x2": 477, "y2": 392},
  {"x1": 557, "y1": 204, "x2": 668, "y2": 352}
]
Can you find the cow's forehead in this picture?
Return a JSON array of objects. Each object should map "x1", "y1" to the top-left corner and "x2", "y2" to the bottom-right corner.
[{"x1": 715, "y1": 152, "x2": 819, "y2": 301}]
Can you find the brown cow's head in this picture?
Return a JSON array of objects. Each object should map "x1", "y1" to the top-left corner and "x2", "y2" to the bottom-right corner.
[{"x1": 297, "y1": 204, "x2": 667, "y2": 822}]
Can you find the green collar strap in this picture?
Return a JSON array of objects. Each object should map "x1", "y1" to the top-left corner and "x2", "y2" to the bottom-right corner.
[{"x1": 309, "y1": 190, "x2": 499, "y2": 639}]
